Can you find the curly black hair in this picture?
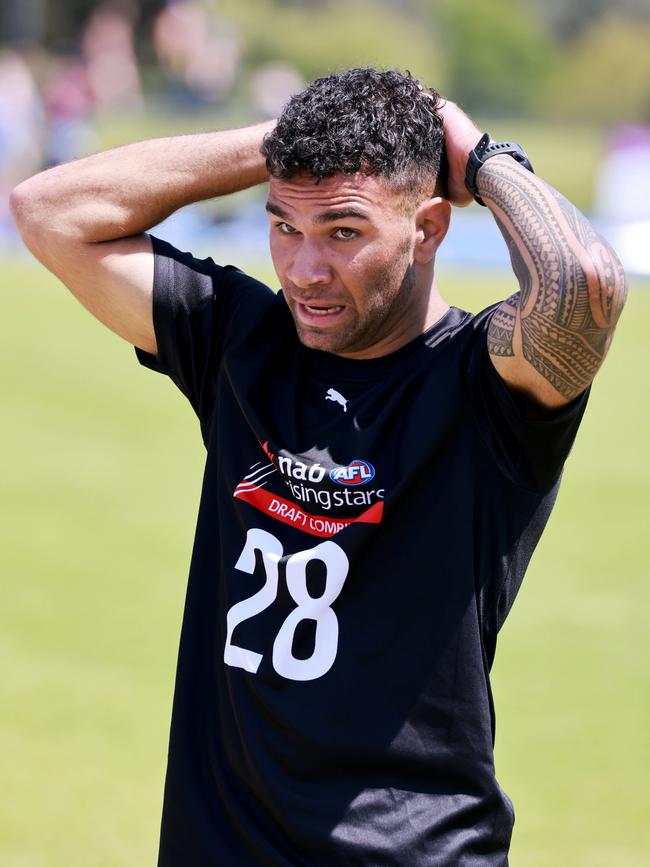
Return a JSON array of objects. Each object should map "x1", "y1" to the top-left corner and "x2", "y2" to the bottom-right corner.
[{"x1": 261, "y1": 68, "x2": 445, "y2": 205}]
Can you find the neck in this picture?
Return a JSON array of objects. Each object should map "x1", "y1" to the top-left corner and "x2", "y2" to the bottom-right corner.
[{"x1": 423, "y1": 278, "x2": 449, "y2": 331}]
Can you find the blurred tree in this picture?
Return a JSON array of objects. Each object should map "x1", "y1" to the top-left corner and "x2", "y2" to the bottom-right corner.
[
  {"x1": 431, "y1": 0, "x2": 556, "y2": 116},
  {"x1": 0, "y1": 0, "x2": 164, "y2": 52},
  {"x1": 545, "y1": 15, "x2": 650, "y2": 124},
  {"x1": 216, "y1": 0, "x2": 446, "y2": 88},
  {"x1": 529, "y1": 0, "x2": 650, "y2": 41},
  {"x1": 0, "y1": 0, "x2": 46, "y2": 45}
]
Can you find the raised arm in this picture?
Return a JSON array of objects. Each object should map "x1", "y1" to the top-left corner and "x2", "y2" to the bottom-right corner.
[
  {"x1": 439, "y1": 100, "x2": 627, "y2": 413},
  {"x1": 10, "y1": 122, "x2": 273, "y2": 354}
]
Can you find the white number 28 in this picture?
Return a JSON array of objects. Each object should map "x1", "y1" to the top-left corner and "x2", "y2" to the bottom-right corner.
[{"x1": 224, "y1": 528, "x2": 349, "y2": 681}]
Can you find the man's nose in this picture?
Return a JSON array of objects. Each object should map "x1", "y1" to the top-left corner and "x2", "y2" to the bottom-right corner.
[{"x1": 286, "y1": 240, "x2": 332, "y2": 289}]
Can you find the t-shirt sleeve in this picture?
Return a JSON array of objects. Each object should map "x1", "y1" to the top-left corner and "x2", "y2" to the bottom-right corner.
[
  {"x1": 464, "y1": 305, "x2": 590, "y2": 492},
  {"x1": 135, "y1": 235, "x2": 274, "y2": 442}
]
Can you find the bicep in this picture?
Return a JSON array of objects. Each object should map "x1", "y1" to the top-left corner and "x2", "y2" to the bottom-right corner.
[
  {"x1": 479, "y1": 160, "x2": 626, "y2": 414},
  {"x1": 488, "y1": 280, "x2": 615, "y2": 415},
  {"x1": 486, "y1": 216, "x2": 626, "y2": 413},
  {"x1": 487, "y1": 292, "x2": 578, "y2": 413},
  {"x1": 27, "y1": 231, "x2": 157, "y2": 355}
]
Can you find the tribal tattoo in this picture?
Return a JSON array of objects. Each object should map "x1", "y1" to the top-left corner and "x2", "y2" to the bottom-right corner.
[{"x1": 481, "y1": 157, "x2": 627, "y2": 400}]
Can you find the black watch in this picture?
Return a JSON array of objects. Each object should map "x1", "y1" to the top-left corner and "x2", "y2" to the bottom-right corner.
[{"x1": 464, "y1": 132, "x2": 534, "y2": 206}]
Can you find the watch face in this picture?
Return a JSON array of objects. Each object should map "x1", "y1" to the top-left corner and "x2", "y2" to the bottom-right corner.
[{"x1": 475, "y1": 132, "x2": 492, "y2": 160}]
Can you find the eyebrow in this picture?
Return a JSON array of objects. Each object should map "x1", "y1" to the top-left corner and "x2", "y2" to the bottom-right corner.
[
  {"x1": 265, "y1": 201, "x2": 289, "y2": 219},
  {"x1": 314, "y1": 208, "x2": 370, "y2": 224},
  {"x1": 265, "y1": 201, "x2": 370, "y2": 224}
]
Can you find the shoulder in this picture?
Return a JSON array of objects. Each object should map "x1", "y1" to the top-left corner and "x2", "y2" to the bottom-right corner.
[
  {"x1": 431, "y1": 303, "x2": 498, "y2": 363},
  {"x1": 150, "y1": 235, "x2": 280, "y2": 322},
  {"x1": 151, "y1": 236, "x2": 273, "y2": 294}
]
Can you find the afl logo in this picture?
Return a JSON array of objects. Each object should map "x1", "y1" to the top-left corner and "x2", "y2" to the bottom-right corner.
[{"x1": 330, "y1": 459, "x2": 375, "y2": 486}]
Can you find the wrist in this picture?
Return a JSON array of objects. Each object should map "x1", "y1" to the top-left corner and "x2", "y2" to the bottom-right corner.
[{"x1": 465, "y1": 133, "x2": 534, "y2": 206}]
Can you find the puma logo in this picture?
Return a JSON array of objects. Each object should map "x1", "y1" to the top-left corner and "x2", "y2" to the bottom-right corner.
[{"x1": 325, "y1": 388, "x2": 348, "y2": 412}]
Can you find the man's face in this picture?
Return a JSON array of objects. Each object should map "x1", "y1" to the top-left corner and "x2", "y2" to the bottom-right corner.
[{"x1": 266, "y1": 173, "x2": 428, "y2": 359}]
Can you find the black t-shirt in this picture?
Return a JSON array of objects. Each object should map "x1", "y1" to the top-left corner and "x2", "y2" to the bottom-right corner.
[{"x1": 136, "y1": 236, "x2": 588, "y2": 867}]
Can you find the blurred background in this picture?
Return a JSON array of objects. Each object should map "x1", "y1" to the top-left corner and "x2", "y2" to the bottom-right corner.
[
  {"x1": 1, "y1": 0, "x2": 650, "y2": 268},
  {"x1": 1, "y1": 2, "x2": 649, "y2": 866}
]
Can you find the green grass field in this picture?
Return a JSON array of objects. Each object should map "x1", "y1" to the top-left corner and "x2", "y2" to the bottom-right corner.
[{"x1": 2, "y1": 257, "x2": 649, "y2": 867}]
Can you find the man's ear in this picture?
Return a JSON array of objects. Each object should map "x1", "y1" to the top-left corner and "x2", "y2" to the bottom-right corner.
[{"x1": 414, "y1": 197, "x2": 451, "y2": 264}]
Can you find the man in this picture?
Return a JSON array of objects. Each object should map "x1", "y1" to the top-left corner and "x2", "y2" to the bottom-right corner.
[{"x1": 11, "y1": 68, "x2": 626, "y2": 865}]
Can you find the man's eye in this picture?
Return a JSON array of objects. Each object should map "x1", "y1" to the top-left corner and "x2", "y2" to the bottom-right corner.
[
  {"x1": 277, "y1": 222, "x2": 298, "y2": 235},
  {"x1": 333, "y1": 227, "x2": 358, "y2": 240}
]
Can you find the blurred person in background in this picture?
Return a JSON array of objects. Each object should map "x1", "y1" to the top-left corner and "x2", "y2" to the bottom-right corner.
[
  {"x1": 153, "y1": 0, "x2": 241, "y2": 107},
  {"x1": 43, "y1": 55, "x2": 96, "y2": 166},
  {"x1": 595, "y1": 125, "x2": 650, "y2": 275},
  {"x1": 10, "y1": 68, "x2": 627, "y2": 866},
  {"x1": 0, "y1": 49, "x2": 43, "y2": 239},
  {"x1": 81, "y1": 0, "x2": 143, "y2": 112},
  {"x1": 250, "y1": 61, "x2": 305, "y2": 120}
]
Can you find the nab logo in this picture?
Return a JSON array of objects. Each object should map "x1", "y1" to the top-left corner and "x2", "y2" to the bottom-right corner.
[{"x1": 330, "y1": 459, "x2": 375, "y2": 486}]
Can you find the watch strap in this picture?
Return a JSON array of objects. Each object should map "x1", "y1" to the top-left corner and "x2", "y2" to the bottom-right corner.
[{"x1": 465, "y1": 132, "x2": 534, "y2": 206}]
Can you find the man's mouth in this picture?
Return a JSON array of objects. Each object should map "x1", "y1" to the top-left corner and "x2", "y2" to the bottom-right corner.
[
  {"x1": 295, "y1": 301, "x2": 347, "y2": 327},
  {"x1": 303, "y1": 304, "x2": 344, "y2": 316}
]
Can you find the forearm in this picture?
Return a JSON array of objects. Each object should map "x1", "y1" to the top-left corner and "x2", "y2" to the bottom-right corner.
[
  {"x1": 478, "y1": 156, "x2": 627, "y2": 399},
  {"x1": 11, "y1": 121, "x2": 274, "y2": 246}
]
